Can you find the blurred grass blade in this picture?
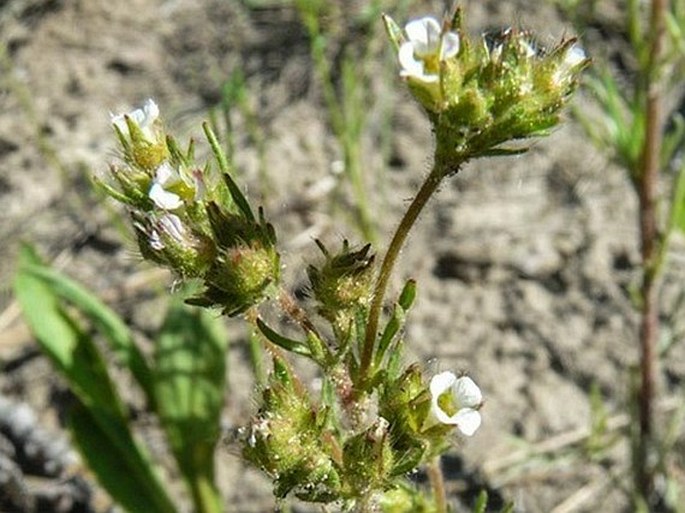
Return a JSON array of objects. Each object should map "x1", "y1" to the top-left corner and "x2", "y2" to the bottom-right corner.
[
  {"x1": 18, "y1": 259, "x2": 155, "y2": 406},
  {"x1": 154, "y1": 301, "x2": 228, "y2": 513},
  {"x1": 70, "y1": 402, "x2": 178, "y2": 513}
]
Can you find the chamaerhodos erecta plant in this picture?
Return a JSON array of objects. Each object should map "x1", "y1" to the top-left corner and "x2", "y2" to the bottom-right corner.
[{"x1": 16, "y1": 3, "x2": 587, "y2": 512}]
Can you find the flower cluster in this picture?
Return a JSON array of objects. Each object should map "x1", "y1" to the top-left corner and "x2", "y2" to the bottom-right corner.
[
  {"x1": 101, "y1": 100, "x2": 279, "y2": 315},
  {"x1": 384, "y1": 11, "x2": 589, "y2": 170},
  {"x1": 244, "y1": 358, "x2": 483, "y2": 505}
]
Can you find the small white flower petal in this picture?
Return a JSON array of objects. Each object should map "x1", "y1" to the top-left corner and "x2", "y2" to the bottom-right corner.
[
  {"x1": 149, "y1": 183, "x2": 183, "y2": 210},
  {"x1": 430, "y1": 371, "x2": 457, "y2": 397},
  {"x1": 440, "y1": 31, "x2": 460, "y2": 60},
  {"x1": 454, "y1": 408, "x2": 481, "y2": 436},
  {"x1": 405, "y1": 17, "x2": 442, "y2": 56},
  {"x1": 564, "y1": 44, "x2": 586, "y2": 68},
  {"x1": 399, "y1": 42, "x2": 425, "y2": 77},
  {"x1": 158, "y1": 213, "x2": 186, "y2": 242},
  {"x1": 155, "y1": 162, "x2": 178, "y2": 186},
  {"x1": 453, "y1": 376, "x2": 482, "y2": 408},
  {"x1": 141, "y1": 98, "x2": 159, "y2": 127},
  {"x1": 110, "y1": 98, "x2": 159, "y2": 139},
  {"x1": 149, "y1": 229, "x2": 164, "y2": 250}
]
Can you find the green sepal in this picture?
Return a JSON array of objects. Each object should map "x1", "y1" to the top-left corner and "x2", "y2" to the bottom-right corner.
[
  {"x1": 382, "y1": 14, "x2": 405, "y2": 53},
  {"x1": 202, "y1": 121, "x2": 254, "y2": 221}
]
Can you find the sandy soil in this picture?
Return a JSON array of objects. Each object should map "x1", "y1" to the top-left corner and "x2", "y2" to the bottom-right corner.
[{"x1": 1, "y1": 1, "x2": 684, "y2": 512}]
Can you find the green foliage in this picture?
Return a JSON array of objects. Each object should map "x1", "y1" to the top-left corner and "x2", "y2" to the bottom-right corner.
[
  {"x1": 154, "y1": 302, "x2": 228, "y2": 512},
  {"x1": 14, "y1": 245, "x2": 177, "y2": 513},
  {"x1": 15, "y1": 245, "x2": 229, "y2": 513}
]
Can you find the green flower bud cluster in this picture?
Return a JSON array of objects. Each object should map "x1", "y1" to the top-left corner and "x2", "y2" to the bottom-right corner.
[
  {"x1": 384, "y1": 10, "x2": 590, "y2": 171},
  {"x1": 307, "y1": 240, "x2": 375, "y2": 337},
  {"x1": 101, "y1": 100, "x2": 279, "y2": 315}
]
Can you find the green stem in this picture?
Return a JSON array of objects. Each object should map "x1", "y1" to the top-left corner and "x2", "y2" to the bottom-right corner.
[
  {"x1": 427, "y1": 457, "x2": 448, "y2": 513},
  {"x1": 359, "y1": 162, "x2": 450, "y2": 381},
  {"x1": 189, "y1": 474, "x2": 222, "y2": 513}
]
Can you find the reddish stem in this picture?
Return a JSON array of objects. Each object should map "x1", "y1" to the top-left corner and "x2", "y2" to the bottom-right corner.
[{"x1": 635, "y1": 0, "x2": 666, "y2": 503}]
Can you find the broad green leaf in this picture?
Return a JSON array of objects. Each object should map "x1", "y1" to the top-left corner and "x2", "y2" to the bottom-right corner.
[
  {"x1": 18, "y1": 262, "x2": 154, "y2": 407},
  {"x1": 154, "y1": 302, "x2": 228, "y2": 512},
  {"x1": 70, "y1": 402, "x2": 178, "y2": 513}
]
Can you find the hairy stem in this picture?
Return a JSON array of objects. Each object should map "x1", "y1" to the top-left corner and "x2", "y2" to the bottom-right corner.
[
  {"x1": 428, "y1": 457, "x2": 448, "y2": 513},
  {"x1": 635, "y1": 0, "x2": 666, "y2": 503},
  {"x1": 359, "y1": 163, "x2": 449, "y2": 381}
]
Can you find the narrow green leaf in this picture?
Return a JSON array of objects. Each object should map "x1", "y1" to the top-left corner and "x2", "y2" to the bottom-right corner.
[
  {"x1": 19, "y1": 262, "x2": 155, "y2": 407},
  {"x1": 398, "y1": 279, "x2": 417, "y2": 311},
  {"x1": 669, "y1": 159, "x2": 685, "y2": 234},
  {"x1": 154, "y1": 302, "x2": 228, "y2": 512},
  {"x1": 375, "y1": 280, "x2": 416, "y2": 368},
  {"x1": 256, "y1": 318, "x2": 312, "y2": 357},
  {"x1": 375, "y1": 307, "x2": 403, "y2": 369},
  {"x1": 70, "y1": 402, "x2": 178, "y2": 513},
  {"x1": 16, "y1": 245, "x2": 177, "y2": 513}
]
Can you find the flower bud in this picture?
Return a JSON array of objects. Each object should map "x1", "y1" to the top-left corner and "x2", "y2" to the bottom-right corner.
[
  {"x1": 187, "y1": 202, "x2": 280, "y2": 316},
  {"x1": 307, "y1": 240, "x2": 375, "y2": 333},
  {"x1": 342, "y1": 417, "x2": 394, "y2": 496},
  {"x1": 133, "y1": 213, "x2": 215, "y2": 278},
  {"x1": 243, "y1": 357, "x2": 342, "y2": 502},
  {"x1": 111, "y1": 99, "x2": 167, "y2": 170}
]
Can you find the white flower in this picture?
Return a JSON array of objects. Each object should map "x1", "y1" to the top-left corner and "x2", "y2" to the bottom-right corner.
[
  {"x1": 111, "y1": 98, "x2": 159, "y2": 140},
  {"x1": 398, "y1": 16, "x2": 460, "y2": 83},
  {"x1": 428, "y1": 372, "x2": 482, "y2": 436},
  {"x1": 149, "y1": 162, "x2": 183, "y2": 210}
]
